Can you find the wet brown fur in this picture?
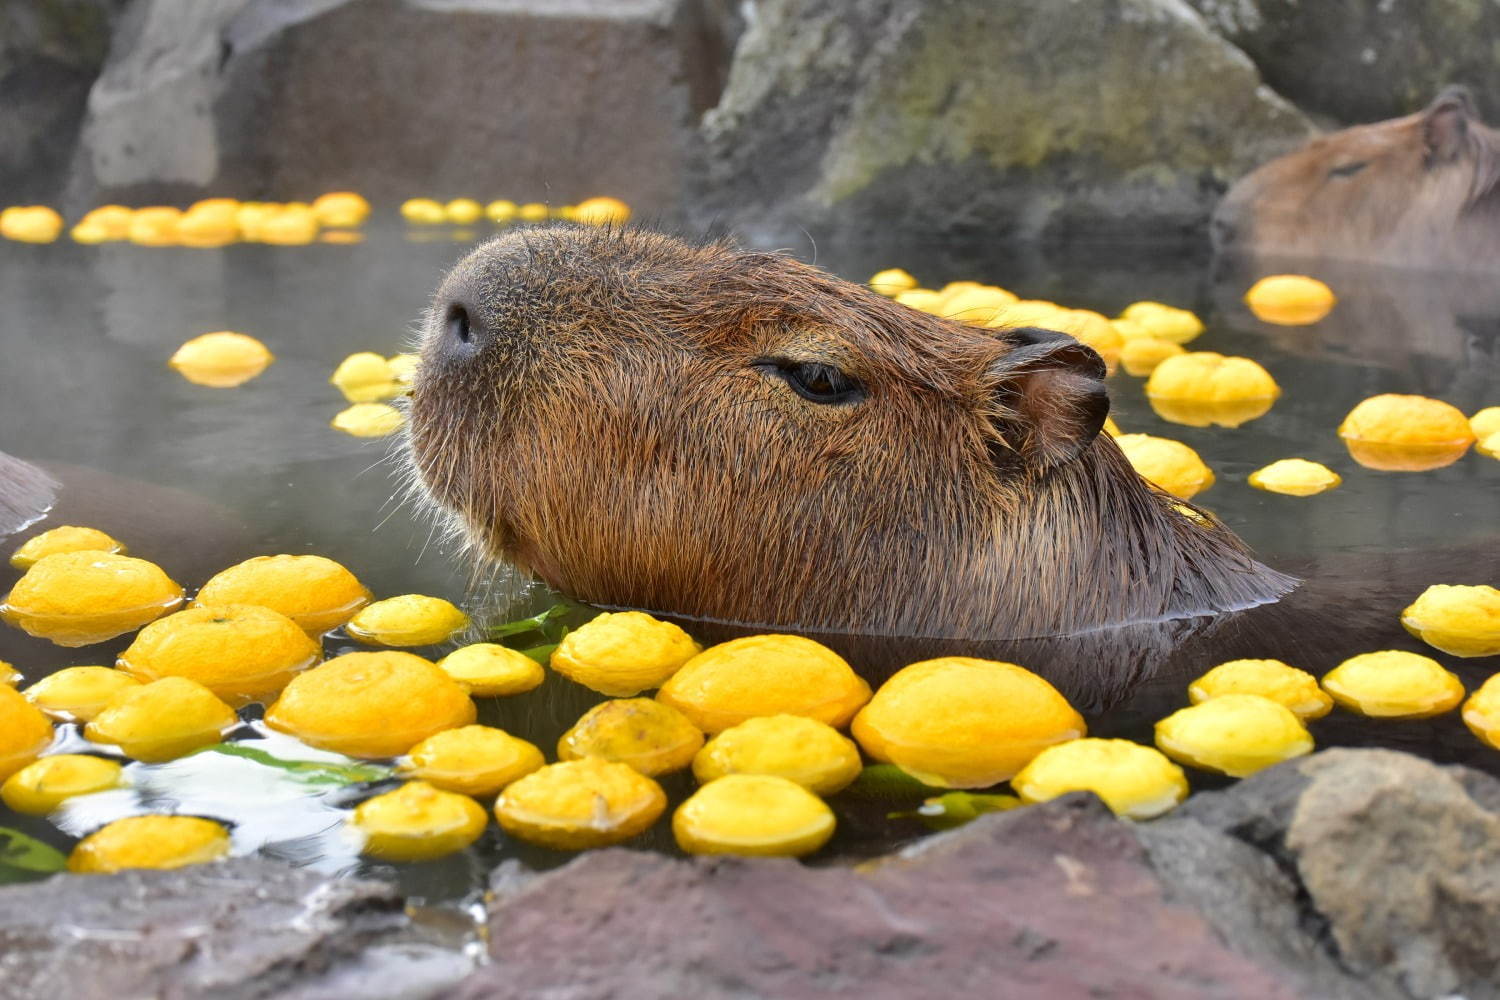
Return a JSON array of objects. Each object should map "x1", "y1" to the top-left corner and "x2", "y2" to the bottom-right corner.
[
  {"x1": 1215, "y1": 87, "x2": 1500, "y2": 270},
  {"x1": 408, "y1": 225, "x2": 1292, "y2": 640}
]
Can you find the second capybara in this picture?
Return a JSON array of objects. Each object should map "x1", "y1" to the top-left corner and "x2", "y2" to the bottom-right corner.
[
  {"x1": 408, "y1": 225, "x2": 1293, "y2": 641},
  {"x1": 1213, "y1": 87, "x2": 1500, "y2": 270}
]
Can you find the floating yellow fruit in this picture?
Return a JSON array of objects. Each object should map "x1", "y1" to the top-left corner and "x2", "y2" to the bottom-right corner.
[
  {"x1": 10, "y1": 526, "x2": 125, "y2": 569},
  {"x1": 332, "y1": 402, "x2": 404, "y2": 437},
  {"x1": 1400, "y1": 585, "x2": 1500, "y2": 658},
  {"x1": 84, "y1": 677, "x2": 237, "y2": 762},
  {"x1": 1479, "y1": 431, "x2": 1500, "y2": 461},
  {"x1": 68, "y1": 815, "x2": 230, "y2": 873},
  {"x1": 76, "y1": 205, "x2": 133, "y2": 241},
  {"x1": 1188, "y1": 659, "x2": 1332, "y2": 720},
  {"x1": 868, "y1": 268, "x2": 919, "y2": 295},
  {"x1": 495, "y1": 758, "x2": 667, "y2": 850},
  {"x1": 485, "y1": 199, "x2": 518, "y2": 223},
  {"x1": 0, "y1": 661, "x2": 18, "y2": 686},
  {"x1": 549, "y1": 611, "x2": 701, "y2": 697},
  {"x1": 1462, "y1": 675, "x2": 1500, "y2": 750},
  {"x1": 574, "y1": 196, "x2": 631, "y2": 226},
  {"x1": 673, "y1": 774, "x2": 835, "y2": 857},
  {"x1": 894, "y1": 288, "x2": 943, "y2": 313},
  {"x1": 234, "y1": 202, "x2": 277, "y2": 239},
  {"x1": 444, "y1": 198, "x2": 484, "y2": 224},
  {"x1": 658, "y1": 634, "x2": 871, "y2": 735},
  {"x1": 557, "y1": 698, "x2": 704, "y2": 776},
  {"x1": 517, "y1": 202, "x2": 549, "y2": 222},
  {"x1": 1244, "y1": 274, "x2": 1336, "y2": 325},
  {"x1": 1247, "y1": 459, "x2": 1342, "y2": 497},
  {"x1": 400, "y1": 198, "x2": 447, "y2": 224},
  {"x1": 1321, "y1": 650, "x2": 1464, "y2": 718},
  {"x1": 346, "y1": 594, "x2": 469, "y2": 647},
  {"x1": 311, "y1": 191, "x2": 370, "y2": 228},
  {"x1": 387, "y1": 353, "x2": 421, "y2": 387},
  {"x1": 70, "y1": 219, "x2": 113, "y2": 243},
  {"x1": 24, "y1": 666, "x2": 141, "y2": 722},
  {"x1": 1471, "y1": 406, "x2": 1500, "y2": 441},
  {"x1": 0, "y1": 686, "x2": 54, "y2": 781},
  {"x1": 1012, "y1": 738, "x2": 1188, "y2": 819},
  {"x1": 352, "y1": 780, "x2": 487, "y2": 861},
  {"x1": 127, "y1": 206, "x2": 182, "y2": 246},
  {"x1": 1155, "y1": 694, "x2": 1313, "y2": 777},
  {"x1": 177, "y1": 201, "x2": 239, "y2": 247},
  {"x1": 1146, "y1": 352, "x2": 1280, "y2": 428},
  {"x1": 1, "y1": 551, "x2": 184, "y2": 647},
  {"x1": 984, "y1": 299, "x2": 1064, "y2": 332},
  {"x1": 1116, "y1": 301, "x2": 1203, "y2": 344},
  {"x1": 195, "y1": 554, "x2": 370, "y2": 635},
  {"x1": 1103, "y1": 416, "x2": 1122, "y2": 436},
  {"x1": 259, "y1": 205, "x2": 319, "y2": 245},
  {"x1": 1338, "y1": 394, "x2": 1475, "y2": 471},
  {"x1": 264, "y1": 651, "x2": 475, "y2": 758},
  {"x1": 1, "y1": 754, "x2": 125, "y2": 814},
  {"x1": 0, "y1": 205, "x2": 64, "y2": 243},
  {"x1": 943, "y1": 286, "x2": 1021, "y2": 326},
  {"x1": 852, "y1": 657, "x2": 1083, "y2": 788},
  {"x1": 436, "y1": 643, "x2": 545, "y2": 696},
  {"x1": 117, "y1": 604, "x2": 320, "y2": 703},
  {"x1": 692, "y1": 714, "x2": 861, "y2": 795},
  {"x1": 400, "y1": 725, "x2": 544, "y2": 797},
  {"x1": 1055, "y1": 309, "x2": 1125, "y2": 365},
  {"x1": 330, "y1": 352, "x2": 399, "y2": 402},
  {"x1": 168, "y1": 331, "x2": 275, "y2": 388},
  {"x1": 1113, "y1": 433, "x2": 1214, "y2": 499},
  {"x1": 1120, "y1": 336, "x2": 1186, "y2": 376}
]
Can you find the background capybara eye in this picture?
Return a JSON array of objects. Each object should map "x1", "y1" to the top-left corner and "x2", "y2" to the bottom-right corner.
[{"x1": 1327, "y1": 161, "x2": 1368, "y2": 178}]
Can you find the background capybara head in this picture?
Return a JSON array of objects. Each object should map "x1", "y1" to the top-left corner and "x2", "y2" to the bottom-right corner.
[
  {"x1": 409, "y1": 225, "x2": 1292, "y2": 640},
  {"x1": 1214, "y1": 87, "x2": 1500, "y2": 267}
]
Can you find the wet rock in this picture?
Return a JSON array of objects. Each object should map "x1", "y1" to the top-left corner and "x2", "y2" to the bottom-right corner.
[
  {"x1": 692, "y1": 0, "x2": 1313, "y2": 245},
  {"x1": 1187, "y1": 0, "x2": 1500, "y2": 124},
  {"x1": 67, "y1": 0, "x2": 737, "y2": 218},
  {"x1": 458, "y1": 794, "x2": 1302, "y2": 999},
  {"x1": 0, "y1": 857, "x2": 466, "y2": 1000}
]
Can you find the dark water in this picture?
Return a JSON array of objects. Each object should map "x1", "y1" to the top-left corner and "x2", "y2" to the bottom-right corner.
[{"x1": 0, "y1": 226, "x2": 1496, "y2": 902}]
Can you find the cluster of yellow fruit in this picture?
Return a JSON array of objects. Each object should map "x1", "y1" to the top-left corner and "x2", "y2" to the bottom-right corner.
[
  {"x1": 328, "y1": 351, "x2": 420, "y2": 437},
  {"x1": 399, "y1": 196, "x2": 630, "y2": 228},
  {"x1": 2, "y1": 194, "x2": 371, "y2": 248}
]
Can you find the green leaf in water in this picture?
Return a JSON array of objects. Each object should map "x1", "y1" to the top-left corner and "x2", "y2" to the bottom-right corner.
[
  {"x1": 519, "y1": 625, "x2": 569, "y2": 664},
  {"x1": 0, "y1": 827, "x2": 67, "y2": 881},
  {"x1": 839, "y1": 764, "x2": 948, "y2": 802},
  {"x1": 487, "y1": 603, "x2": 572, "y2": 639},
  {"x1": 193, "y1": 744, "x2": 393, "y2": 786},
  {"x1": 890, "y1": 792, "x2": 1023, "y2": 831}
]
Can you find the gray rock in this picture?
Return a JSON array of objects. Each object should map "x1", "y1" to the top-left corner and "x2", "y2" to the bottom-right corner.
[
  {"x1": 693, "y1": 0, "x2": 1314, "y2": 245},
  {"x1": 1187, "y1": 0, "x2": 1500, "y2": 124}
]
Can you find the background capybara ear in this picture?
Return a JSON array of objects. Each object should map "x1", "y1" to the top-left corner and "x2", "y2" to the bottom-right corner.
[
  {"x1": 1423, "y1": 86, "x2": 1477, "y2": 162},
  {"x1": 987, "y1": 327, "x2": 1110, "y2": 471}
]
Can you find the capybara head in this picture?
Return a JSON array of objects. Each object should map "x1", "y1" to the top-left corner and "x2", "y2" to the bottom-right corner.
[
  {"x1": 409, "y1": 226, "x2": 1292, "y2": 639},
  {"x1": 1214, "y1": 87, "x2": 1500, "y2": 268}
]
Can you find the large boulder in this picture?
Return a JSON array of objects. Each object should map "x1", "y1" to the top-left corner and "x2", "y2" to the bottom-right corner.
[
  {"x1": 1187, "y1": 0, "x2": 1500, "y2": 124},
  {"x1": 66, "y1": 0, "x2": 739, "y2": 218},
  {"x1": 692, "y1": 0, "x2": 1314, "y2": 245}
]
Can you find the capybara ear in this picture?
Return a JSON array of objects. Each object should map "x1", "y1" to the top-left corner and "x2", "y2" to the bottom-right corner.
[
  {"x1": 1423, "y1": 86, "x2": 1476, "y2": 162},
  {"x1": 988, "y1": 327, "x2": 1110, "y2": 471}
]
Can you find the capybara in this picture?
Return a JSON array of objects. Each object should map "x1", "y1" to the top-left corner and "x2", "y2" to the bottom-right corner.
[
  {"x1": 408, "y1": 226, "x2": 1293, "y2": 640},
  {"x1": 1214, "y1": 87, "x2": 1500, "y2": 270}
]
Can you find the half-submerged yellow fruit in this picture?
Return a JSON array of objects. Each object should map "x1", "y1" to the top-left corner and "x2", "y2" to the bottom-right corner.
[
  {"x1": 2, "y1": 754, "x2": 126, "y2": 814},
  {"x1": 1145, "y1": 352, "x2": 1280, "y2": 428},
  {"x1": 352, "y1": 781, "x2": 488, "y2": 861},
  {"x1": 2, "y1": 551, "x2": 183, "y2": 647},
  {"x1": 1012, "y1": 738, "x2": 1187, "y2": 819},
  {"x1": 68, "y1": 815, "x2": 231, "y2": 873},
  {"x1": 1113, "y1": 434, "x2": 1215, "y2": 499},
  {"x1": 1188, "y1": 659, "x2": 1332, "y2": 720},
  {"x1": 24, "y1": 666, "x2": 141, "y2": 722},
  {"x1": 558, "y1": 698, "x2": 704, "y2": 776},
  {"x1": 1338, "y1": 394, "x2": 1475, "y2": 471},
  {"x1": 10, "y1": 526, "x2": 125, "y2": 570},
  {"x1": 494, "y1": 758, "x2": 666, "y2": 850},
  {"x1": 1321, "y1": 650, "x2": 1465, "y2": 718},
  {"x1": 331, "y1": 402, "x2": 405, "y2": 437},
  {"x1": 1462, "y1": 675, "x2": 1500, "y2": 750},
  {"x1": 574, "y1": 196, "x2": 631, "y2": 226},
  {"x1": 194, "y1": 554, "x2": 370, "y2": 635},
  {"x1": 169, "y1": 332, "x2": 274, "y2": 387},
  {"x1": 346, "y1": 594, "x2": 470, "y2": 647},
  {"x1": 400, "y1": 725, "x2": 544, "y2": 797},
  {"x1": 330, "y1": 352, "x2": 400, "y2": 403},
  {"x1": 1248, "y1": 459, "x2": 1342, "y2": 497},
  {"x1": 0, "y1": 685, "x2": 54, "y2": 781},
  {"x1": 1155, "y1": 694, "x2": 1313, "y2": 777},
  {"x1": 868, "y1": 268, "x2": 918, "y2": 296},
  {"x1": 436, "y1": 643, "x2": 545, "y2": 696},
  {"x1": 117, "y1": 604, "x2": 320, "y2": 703},
  {"x1": 1243, "y1": 274, "x2": 1336, "y2": 326},
  {"x1": 673, "y1": 774, "x2": 836, "y2": 857},
  {"x1": 692, "y1": 714, "x2": 862, "y2": 795},
  {"x1": 84, "y1": 677, "x2": 237, "y2": 762},
  {"x1": 550, "y1": 611, "x2": 701, "y2": 697},
  {"x1": 1116, "y1": 301, "x2": 1203, "y2": 344},
  {"x1": 1399, "y1": 585, "x2": 1500, "y2": 658}
]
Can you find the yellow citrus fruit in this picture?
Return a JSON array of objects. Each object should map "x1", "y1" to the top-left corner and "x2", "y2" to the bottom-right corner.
[
  {"x1": 194, "y1": 554, "x2": 370, "y2": 635},
  {"x1": 2, "y1": 754, "x2": 125, "y2": 814},
  {"x1": 1145, "y1": 352, "x2": 1280, "y2": 428},
  {"x1": 692, "y1": 714, "x2": 862, "y2": 795},
  {"x1": 0, "y1": 205, "x2": 64, "y2": 243},
  {"x1": 1247, "y1": 459, "x2": 1342, "y2": 497},
  {"x1": 400, "y1": 725, "x2": 544, "y2": 797},
  {"x1": 117, "y1": 604, "x2": 320, "y2": 702},
  {"x1": 485, "y1": 199, "x2": 519, "y2": 223},
  {"x1": 258, "y1": 205, "x2": 319, "y2": 245},
  {"x1": 1120, "y1": 336, "x2": 1186, "y2": 376},
  {"x1": 10, "y1": 526, "x2": 125, "y2": 569},
  {"x1": 331, "y1": 402, "x2": 405, "y2": 437},
  {"x1": 176, "y1": 205, "x2": 239, "y2": 247},
  {"x1": 24, "y1": 666, "x2": 142, "y2": 722},
  {"x1": 436, "y1": 643, "x2": 545, "y2": 696},
  {"x1": 311, "y1": 191, "x2": 370, "y2": 227},
  {"x1": 557, "y1": 698, "x2": 704, "y2": 776},
  {"x1": 70, "y1": 219, "x2": 112, "y2": 243},
  {"x1": 894, "y1": 288, "x2": 943, "y2": 313},
  {"x1": 1471, "y1": 406, "x2": 1500, "y2": 441},
  {"x1": 1113, "y1": 433, "x2": 1215, "y2": 499},
  {"x1": 673, "y1": 774, "x2": 835, "y2": 857},
  {"x1": 0, "y1": 685, "x2": 54, "y2": 780},
  {"x1": 264, "y1": 651, "x2": 475, "y2": 758},
  {"x1": 1400, "y1": 585, "x2": 1500, "y2": 658},
  {"x1": 1103, "y1": 416, "x2": 1122, "y2": 436},
  {"x1": 68, "y1": 815, "x2": 231, "y2": 873},
  {"x1": 495, "y1": 758, "x2": 667, "y2": 850},
  {"x1": 1116, "y1": 301, "x2": 1203, "y2": 344},
  {"x1": 127, "y1": 206, "x2": 182, "y2": 246},
  {"x1": 658, "y1": 634, "x2": 871, "y2": 735},
  {"x1": 1321, "y1": 650, "x2": 1465, "y2": 718},
  {"x1": 1478, "y1": 430, "x2": 1500, "y2": 461},
  {"x1": 574, "y1": 196, "x2": 632, "y2": 226},
  {"x1": 868, "y1": 268, "x2": 919, "y2": 295},
  {"x1": 330, "y1": 352, "x2": 400, "y2": 402},
  {"x1": 852, "y1": 657, "x2": 1083, "y2": 788},
  {"x1": 942, "y1": 286, "x2": 1021, "y2": 325},
  {"x1": 1155, "y1": 694, "x2": 1313, "y2": 777},
  {"x1": 1, "y1": 551, "x2": 184, "y2": 647},
  {"x1": 352, "y1": 780, "x2": 488, "y2": 861},
  {"x1": 78, "y1": 205, "x2": 133, "y2": 240},
  {"x1": 346, "y1": 594, "x2": 470, "y2": 647},
  {"x1": 84, "y1": 677, "x2": 237, "y2": 762},
  {"x1": 387, "y1": 353, "x2": 421, "y2": 387},
  {"x1": 1012, "y1": 738, "x2": 1188, "y2": 819},
  {"x1": 1, "y1": 660, "x2": 19, "y2": 686},
  {"x1": 400, "y1": 198, "x2": 447, "y2": 224},
  {"x1": 549, "y1": 611, "x2": 701, "y2": 697},
  {"x1": 1338, "y1": 394, "x2": 1475, "y2": 471},
  {"x1": 1188, "y1": 659, "x2": 1333, "y2": 720},
  {"x1": 444, "y1": 198, "x2": 484, "y2": 224},
  {"x1": 1244, "y1": 274, "x2": 1336, "y2": 326},
  {"x1": 1462, "y1": 675, "x2": 1500, "y2": 750},
  {"x1": 984, "y1": 299, "x2": 1064, "y2": 332},
  {"x1": 517, "y1": 202, "x2": 549, "y2": 222},
  {"x1": 169, "y1": 331, "x2": 275, "y2": 387}
]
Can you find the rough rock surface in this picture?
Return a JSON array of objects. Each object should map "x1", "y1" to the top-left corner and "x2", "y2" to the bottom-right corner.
[
  {"x1": 1188, "y1": 0, "x2": 1500, "y2": 124},
  {"x1": 693, "y1": 0, "x2": 1314, "y2": 245},
  {"x1": 0, "y1": 857, "x2": 469, "y2": 1000},
  {"x1": 66, "y1": 0, "x2": 738, "y2": 218},
  {"x1": 457, "y1": 795, "x2": 1306, "y2": 999}
]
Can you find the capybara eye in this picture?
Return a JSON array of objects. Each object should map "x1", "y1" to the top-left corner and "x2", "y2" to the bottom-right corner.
[
  {"x1": 445, "y1": 304, "x2": 472, "y2": 345},
  {"x1": 1327, "y1": 161, "x2": 1368, "y2": 179},
  {"x1": 753, "y1": 358, "x2": 863, "y2": 405}
]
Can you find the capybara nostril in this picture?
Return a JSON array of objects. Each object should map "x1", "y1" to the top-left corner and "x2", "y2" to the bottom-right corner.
[{"x1": 446, "y1": 304, "x2": 473, "y2": 347}]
